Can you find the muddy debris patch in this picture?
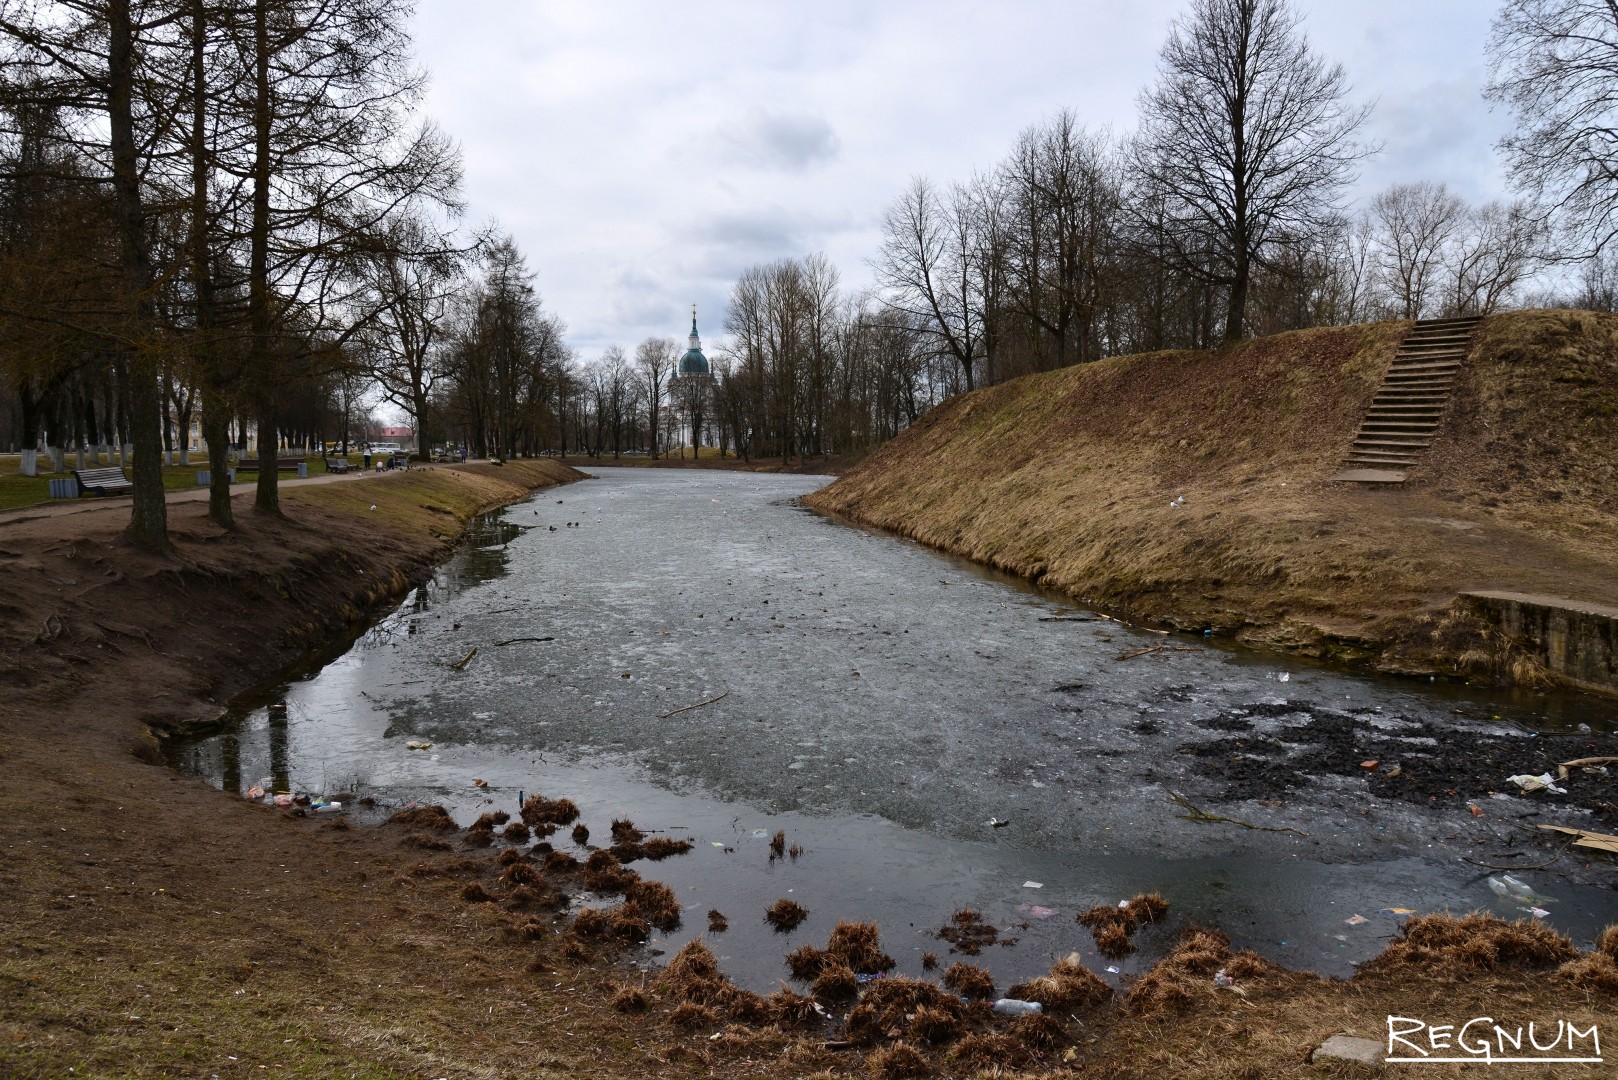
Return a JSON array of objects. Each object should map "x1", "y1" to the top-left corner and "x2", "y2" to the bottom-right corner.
[
  {"x1": 1181, "y1": 703, "x2": 1617, "y2": 817},
  {"x1": 935, "y1": 907, "x2": 997, "y2": 955}
]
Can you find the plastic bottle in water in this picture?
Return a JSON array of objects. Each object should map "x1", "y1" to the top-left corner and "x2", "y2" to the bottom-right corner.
[{"x1": 991, "y1": 998, "x2": 1043, "y2": 1016}]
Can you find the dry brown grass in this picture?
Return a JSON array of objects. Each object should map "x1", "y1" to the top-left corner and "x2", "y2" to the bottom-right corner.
[
  {"x1": 624, "y1": 879, "x2": 682, "y2": 931},
  {"x1": 810, "y1": 960, "x2": 859, "y2": 1003},
  {"x1": 571, "y1": 822, "x2": 590, "y2": 845},
  {"x1": 827, "y1": 920, "x2": 897, "y2": 973},
  {"x1": 499, "y1": 858, "x2": 543, "y2": 888},
  {"x1": 501, "y1": 820, "x2": 530, "y2": 843},
  {"x1": 1360, "y1": 912, "x2": 1580, "y2": 976},
  {"x1": 521, "y1": 794, "x2": 580, "y2": 826},
  {"x1": 866, "y1": 1042, "x2": 931, "y2": 1078},
  {"x1": 708, "y1": 909, "x2": 729, "y2": 933},
  {"x1": 542, "y1": 849, "x2": 579, "y2": 872},
  {"x1": 940, "y1": 962, "x2": 995, "y2": 1000},
  {"x1": 1599, "y1": 924, "x2": 1618, "y2": 958},
  {"x1": 766, "y1": 897, "x2": 809, "y2": 931},
  {"x1": 805, "y1": 311, "x2": 1618, "y2": 681},
  {"x1": 1005, "y1": 954, "x2": 1111, "y2": 1011},
  {"x1": 1557, "y1": 951, "x2": 1618, "y2": 994},
  {"x1": 610, "y1": 818, "x2": 645, "y2": 843},
  {"x1": 387, "y1": 804, "x2": 457, "y2": 831},
  {"x1": 611, "y1": 985, "x2": 649, "y2": 1013},
  {"x1": 659, "y1": 937, "x2": 731, "y2": 1006}
]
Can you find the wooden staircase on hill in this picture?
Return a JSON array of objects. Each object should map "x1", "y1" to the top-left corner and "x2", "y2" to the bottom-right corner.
[{"x1": 1329, "y1": 315, "x2": 1484, "y2": 485}]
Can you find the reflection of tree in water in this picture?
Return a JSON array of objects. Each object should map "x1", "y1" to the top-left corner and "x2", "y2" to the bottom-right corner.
[{"x1": 220, "y1": 731, "x2": 242, "y2": 796}]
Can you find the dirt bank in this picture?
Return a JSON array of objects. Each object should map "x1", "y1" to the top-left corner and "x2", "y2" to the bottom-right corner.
[
  {"x1": 806, "y1": 309, "x2": 1618, "y2": 691},
  {"x1": 1, "y1": 454, "x2": 1613, "y2": 1079}
]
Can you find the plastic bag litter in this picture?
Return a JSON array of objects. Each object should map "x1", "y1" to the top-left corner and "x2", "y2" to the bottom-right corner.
[
  {"x1": 1507, "y1": 773, "x2": 1567, "y2": 795},
  {"x1": 1488, "y1": 874, "x2": 1555, "y2": 907}
]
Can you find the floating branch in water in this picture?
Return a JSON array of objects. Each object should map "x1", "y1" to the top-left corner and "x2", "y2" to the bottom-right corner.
[
  {"x1": 658, "y1": 691, "x2": 730, "y2": 719},
  {"x1": 1169, "y1": 791, "x2": 1308, "y2": 836}
]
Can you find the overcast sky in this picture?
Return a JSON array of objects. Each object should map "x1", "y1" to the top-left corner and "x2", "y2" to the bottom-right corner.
[{"x1": 411, "y1": 1, "x2": 1515, "y2": 363}]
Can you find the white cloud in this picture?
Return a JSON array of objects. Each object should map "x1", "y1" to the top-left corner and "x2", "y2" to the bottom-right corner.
[{"x1": 412, "y1": 1, "x2": 1512, "y2": 362}]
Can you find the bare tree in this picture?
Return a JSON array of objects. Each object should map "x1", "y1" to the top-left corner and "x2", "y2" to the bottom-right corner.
[
  {"x1": 634, "y1": 336, "x2": 675, "y2": 458},
  {"x1": 359, "y1": 212, "x2": 463, "y2": 461},
  {"x1": 1132, "y1": 0, "x2": 1372, "y2": 343},
  {"x1": 1445, "y1": 200, "x2": 1543, "y2": 315},
  {"x1": 1488, "y1": 1, "x2": 1618, "y2": 256},
  {"x1": 1369, "y1": 181, "x2": 1467, "y2": 319},
  {"x1": 874, "y1": 176, "x2": 982, "y2": 389}
]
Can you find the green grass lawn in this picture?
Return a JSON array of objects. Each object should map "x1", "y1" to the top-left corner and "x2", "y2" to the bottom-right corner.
[{"x1": 0, "y1": 453, "x2": 362, "y2": 511}]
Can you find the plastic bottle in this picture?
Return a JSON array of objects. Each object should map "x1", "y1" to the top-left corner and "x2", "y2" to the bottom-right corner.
[{"x1": 991, "y1": 998, "x2": 1043, "y2": 1017}]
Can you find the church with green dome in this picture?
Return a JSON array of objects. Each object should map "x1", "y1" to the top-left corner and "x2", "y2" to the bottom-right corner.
[{"x1": 679, "y1": 306, "x2": 710, "y2": 376}]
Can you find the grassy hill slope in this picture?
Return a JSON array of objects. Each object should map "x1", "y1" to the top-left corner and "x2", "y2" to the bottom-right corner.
[{"x1": 806, "y1": 309, "x2": 1618, "y2": 685}]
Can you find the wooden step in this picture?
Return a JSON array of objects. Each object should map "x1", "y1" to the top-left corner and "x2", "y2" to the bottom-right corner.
[
  {"x1": 1334, "y1": 317, "x2": 1482, "y2": 482},
  {"x1": 1329, "y1": 468, "x2": 1408, "y2": 484}
]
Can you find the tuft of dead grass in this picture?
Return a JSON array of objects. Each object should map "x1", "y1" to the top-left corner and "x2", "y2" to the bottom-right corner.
[
  {"x1": 766, "y1": 897, "x2": 809, "y2": 931},
  {"x1": 501, "y1": 820, "x2": 530, "y2": 843},
  {"x1": 659, "y1": 937, "x2": 734, "y2": 1008},
  {"x1": 611, "y1": 985, "x2": 649, "y2": 1013},
  {"x1": 387, "y1": 804, "x2": 457, "y2": 831},
  {"x1": 707, "y1": 909, "x2": 729, "y2": 933},
  {"x1": 1599, "y1": 925, "x2": 1618, "y2": 959},
  {"x1": 827, "y1": 920, "x2": 896, "y2": 974},
  {"x1": 866, "y1": 1041, "x2": 931, "y2": 1078},
  {"x1": 624, "y1": 879, "x2": 682, "y2": 931},
  {"x1": 542, "y1": 850, "x2": 579, "y2": 873},
  {"x1": 401, "y1": 832, "x2": 451, "y2": 851},
  {"x1": 768, "y1": 984, "x2": 819, "y2": 1025},
  {"x1": 570, "y1": 823, "x2": 589, "y2": 846},
  {"x1": 940, "y1": 962, "x2": 994, "y2": 1000},
  {"x1": 1009, "y1": 1011, "x2": 1067, "y2": 1050},
  {"x1": 670, "y1": 1001, "x2": 719, "y2": 1030},
  {"x1": 949, "y1": 1033, "x2": 1032, "y2": 1070},
  {"x1": 500, "y1": 859, "x2": 543, "y2": 889},
  {"x1": 460, "y1": 882, "x2": 494, "y2": 903},
  {"x1": 521, "y1": 794, "x2": 580, "y2": 826},
  {"x1": 1360, "y1": 912, "x2": 1579, "y2": 976},
  {"x1": 610, "y1": 818, "x2": 645, "y2": 843},
  {"x1": 1558, "y1": 951, "x2": 1618, "y2": 994},
  {"x1": 1005, "y1": 954, "x2": 1110, "y2": 1011},
  {"x1": 810, "y1": 961, "x2": 859, "y2": 1003}
]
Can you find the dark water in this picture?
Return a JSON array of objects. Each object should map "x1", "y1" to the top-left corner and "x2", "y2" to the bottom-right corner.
[{"x1": 167, "y1": 471, "x2": 1617, "y2": 992}]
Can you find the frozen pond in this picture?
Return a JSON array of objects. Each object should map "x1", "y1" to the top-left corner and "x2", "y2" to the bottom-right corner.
[{"x1": 168, "y1": 469, "x2": 1617, "y2": 990}]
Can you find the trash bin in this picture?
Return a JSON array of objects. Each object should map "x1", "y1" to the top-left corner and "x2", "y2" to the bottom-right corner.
[
  {"x1": 297, "y1": 461, "x2": 309, "y2": 478},
  {"x1": 196, "y1": 470, "x2": 210, "y2": 486},
  {"x1": 48, "y1": 477, "x2": 79, "y2": 499}
]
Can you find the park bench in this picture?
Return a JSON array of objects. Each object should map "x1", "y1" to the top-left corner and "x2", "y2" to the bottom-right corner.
[
  {"x1": 72, "y1": 466, "x2": 133, "y2": 496},
  {"x1": 236, "y1": 458, "x2": 305, "y2": 471},
  {"x1": 323, "y1": 457, "x2": 352, "y2": 474}
]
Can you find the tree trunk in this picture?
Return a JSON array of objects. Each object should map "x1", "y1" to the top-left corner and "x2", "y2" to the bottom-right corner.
[
  {"x1": 107, "y1": 0, "x2": 167, "y2": 548},
  {"x1": 250, "y1": 0, "x2": 278, "y2": 513}
]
